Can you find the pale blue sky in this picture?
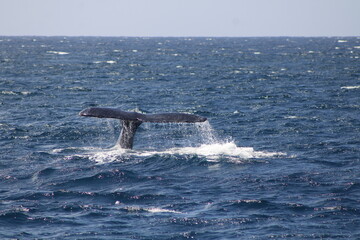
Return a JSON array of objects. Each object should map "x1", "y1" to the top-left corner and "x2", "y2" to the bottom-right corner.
[{"x1": 1, "y1": 0, "x2": 359, "y2": 36}]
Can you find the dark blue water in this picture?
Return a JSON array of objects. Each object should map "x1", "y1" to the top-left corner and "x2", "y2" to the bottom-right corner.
[{"x1": 1, "y1": 37, "x2": 359, "y2": 239}]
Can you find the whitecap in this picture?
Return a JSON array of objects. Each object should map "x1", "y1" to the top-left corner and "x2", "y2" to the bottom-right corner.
[
  {"x1": 231, "y1": 199, "x2": 262, "y2": 203},
  {"x1": 93, "y1": 60, "x2": 117, "y2": 64},
  {"x1": 341, "y1": 86, "x2": 360, "y2": 89},
  {"x1": 145, "y1": 207, "x2": 182, "y2": 214},
  {"x1": 51, "y1": 146, "x2": 98, "y2": 154},
  {"x1": 1, "y1": 90, "x2": 17, "y2": 95},
  {"x1": 284, "y1": 115, "x2": 301, "y2": 119},
  {"x1": 47, "y1": 51, "x2": 69, "y2": 55},
  {"x1": 121, "y1": 206, "x2": 182, "y2": 214},
  {"x1": 0, "y1": 90, "x2": 31, "y2": 96}
]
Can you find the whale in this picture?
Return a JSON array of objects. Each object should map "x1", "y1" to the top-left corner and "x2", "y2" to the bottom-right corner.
[{"x1": 79, "y1": 107, "x2": 207, "y2": 149}]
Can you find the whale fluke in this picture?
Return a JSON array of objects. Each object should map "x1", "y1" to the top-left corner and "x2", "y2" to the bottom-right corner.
[{"x1": 79, "y1": 107, "x2": 207, "y2": 149}]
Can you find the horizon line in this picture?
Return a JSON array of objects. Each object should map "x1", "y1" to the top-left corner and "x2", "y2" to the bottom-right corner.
[{"x1": 1, "y1": 35, "x2": 360, "y2": 38}]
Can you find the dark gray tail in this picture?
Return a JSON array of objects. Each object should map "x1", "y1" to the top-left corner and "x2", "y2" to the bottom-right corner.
[{"x1": 79, "y1": 107, "x2": 207, "y2": 149}]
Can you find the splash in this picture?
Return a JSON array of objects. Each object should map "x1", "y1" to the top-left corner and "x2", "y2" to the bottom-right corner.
[
  {"x1": 169, "y1": 142, "x2": 283, "y2": 160},
  {"x1": 136, "y1": 142, "x2": 285, "y2": 163},
  {"x1": 195, "y1": 121, "x2": 220, "y2": 144},
  {"x1": 88, "y1": 147, "x2": 127, "y2": 163},
  {"x1": 83, "y1": 142, "x2": 285, "y2": 164},
  {"x1": 75, "y1": 121, "x2": 285, "y2": 164}
]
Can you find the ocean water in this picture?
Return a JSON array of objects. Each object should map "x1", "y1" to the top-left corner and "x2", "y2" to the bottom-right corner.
[{"x1": 0, "y1": 37, "x2": 359, "y2": 239}]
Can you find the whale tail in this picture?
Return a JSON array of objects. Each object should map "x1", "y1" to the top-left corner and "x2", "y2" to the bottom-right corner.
[{"x1": 79, "y1": 107, "x2": 207, "y2": 149}]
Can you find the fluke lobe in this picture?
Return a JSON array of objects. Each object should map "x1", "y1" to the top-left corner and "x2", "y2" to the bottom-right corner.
[{"x1": 79, "y1": 107, "x2": 207, "y2": 149}]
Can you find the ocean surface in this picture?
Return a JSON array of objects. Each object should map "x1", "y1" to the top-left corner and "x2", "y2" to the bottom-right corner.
[{"x1": 1, "y1": 37, "x2": 359, "y2": 239}]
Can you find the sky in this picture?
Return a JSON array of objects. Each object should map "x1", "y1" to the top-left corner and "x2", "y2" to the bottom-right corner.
[{"x1": 1, "y1": 0, "x2": 359, "y2": 37}]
